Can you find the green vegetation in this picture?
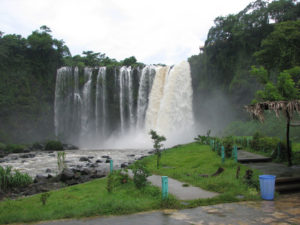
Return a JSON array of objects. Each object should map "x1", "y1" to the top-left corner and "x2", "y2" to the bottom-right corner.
[
  {"x1": 149, "y1": 130, "x2": 166, "y2": 169},
  {"x1": 139, "y1": 143, "x2": 260, "y2": 204},
  {"x1": 57, "y1": 151, "x2": 66, "y2": 173},
  {"x1": 132, "y1": 161, "x2": 151, "y2": 189},
  {"x1": 0, "y1": 177, "x2": 176, "y2": 224},
  {"x1": 4, "y1": 144, "x2": 26, "y2": 153},
  {"x1": 45, "y1": 140, "x2": 63, "y2": 151},
  {"x1": 0, "y1": 166, "x2": 32, "y2": 192}
]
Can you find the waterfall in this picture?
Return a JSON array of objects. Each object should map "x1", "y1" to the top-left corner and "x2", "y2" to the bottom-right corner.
[
  {"x1": 136, "y1": 66, "x2": 155, "y2": 130},
  {"x1": 145, "y1": 66, "x2": 169, "y2": 131},
  {"x1": 80, "y1": 68, "x2": 93, "y2": 139},
  {"x1": 54, "y1": 61, "x2": 195, "y2": 148},
  {"x1": 96, "y1": 67, "x2": 106, "y2": 137},
  {"x1": 156, "y1": 61, "x2": 194, "y2": 136}
]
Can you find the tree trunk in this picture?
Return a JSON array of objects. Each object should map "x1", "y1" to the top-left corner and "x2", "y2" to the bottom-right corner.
[{"x1": 286, "y1": 111, "x2": 292, "y2": 166}]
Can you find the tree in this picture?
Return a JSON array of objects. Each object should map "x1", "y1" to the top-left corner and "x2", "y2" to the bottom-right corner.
[
  {"x1": 250, "y1": 66, "x2": 300, "y2": 166},
  {"x1": 149, "y1": 130, "x2": 166, "y2": 169},
  {"x1": 254, "y1": 20, "x2": 300, "y2": 71}
]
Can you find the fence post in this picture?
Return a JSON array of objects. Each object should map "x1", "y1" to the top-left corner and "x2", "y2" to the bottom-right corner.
[
  {"x1": 221, "y1": 146, "x2": 225, "y2": 163},
  {"x1": 110, "y1": 159, "x2": 113, "y2": 173},
  {"x1": 233, "y1": 145, "x2": 238, "y2": 162},
  {"x1": 161, "y1": 176, "x2": 168, "y2": 200}
]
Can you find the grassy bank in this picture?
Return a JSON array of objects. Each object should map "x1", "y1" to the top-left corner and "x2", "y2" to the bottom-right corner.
[
  {"x1": 139, "y1": 143, "x2": 260, "y2": 205},
  {"x1": 0, "y1": 142, "x2": 260, "y2": 224},
  {"x1": 0, "y1": 178, "x2": 177, "y2": 224}
]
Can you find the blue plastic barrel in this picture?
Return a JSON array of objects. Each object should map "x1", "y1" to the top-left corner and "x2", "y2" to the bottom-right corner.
[{"x1": 259, "y1": 175, "x2": 276, "y2": 200}]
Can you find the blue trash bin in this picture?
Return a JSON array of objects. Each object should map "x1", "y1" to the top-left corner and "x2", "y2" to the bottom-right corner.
[{"x1": 259, "y1": 175, "x2": 276, "y2": 200}]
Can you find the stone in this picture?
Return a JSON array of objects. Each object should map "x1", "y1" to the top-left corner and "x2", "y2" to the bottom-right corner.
[
  {"x1": 121, "y1": 163, "x2": 128, "y2": 168},
  {"x1": 95, "y1": 159, "x2": 103, "y2": 163},
  {"x1": 79, "y1": 157, "x2": 91, "y2": 162},
  {"x1": 45, "y1": 168, "x2": 52, "y2": 173},
  {"x1": 88, "y1": 156, "x2": 94, "y2": 159},
  {"x1": 101, "y1": 155, "x2": 111, "y2": 159},
  {"x1": 34, "y1": 174, "x2": 48, "y2": 183},
  {"x1": 20, "y1": 153, "x2": 36, "y2": 159},
  {"x1": 60, "y1": 168, "x2": 75, "y2": 181}
]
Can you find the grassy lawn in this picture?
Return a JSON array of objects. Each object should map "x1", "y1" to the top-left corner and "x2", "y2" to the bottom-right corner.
[
  {"x1": 0, "y1": 142, "x2": 260, "y2": 224},
  {"x1": 0, "y1": 178, "x2": 177, "y2": 224},
  {"x1": 139, "y1": 143, "x2": 260, "y2": 206}
]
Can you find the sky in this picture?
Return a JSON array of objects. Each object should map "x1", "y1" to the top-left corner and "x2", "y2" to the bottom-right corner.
[{"x1": 0, "y1": 0, "x2": 252, "y2": 65}]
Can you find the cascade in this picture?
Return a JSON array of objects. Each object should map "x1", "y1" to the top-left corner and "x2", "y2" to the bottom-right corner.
[
  {"x1": 54, "y1": 61, "x2": 195, "y2": 148},
  {"x1": 80, "y1": 68, "x2": 93, "y2": 139},
  {"x1": 96, "y1": 67, "x2": 106, "y2": 137},
  {"x1": 136, "y1": 66, "x2": 155, "y2": 130}
]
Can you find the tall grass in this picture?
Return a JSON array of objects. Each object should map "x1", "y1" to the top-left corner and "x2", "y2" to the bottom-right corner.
[{"x1": 0, "y1": 166, "x2": 32, "y2": 191}]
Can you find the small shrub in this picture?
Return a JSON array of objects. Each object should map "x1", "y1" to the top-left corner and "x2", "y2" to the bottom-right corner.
[
  {"x1": 45, "y1": 140, "x2": 63, "y2": 151},
  {"x1": 132, "y1": 161, "x2": 151, "y2": 189},
  {"x1": 149, "y1": 130, "x2": 166, "y2": 169},
  {"x1": 106, "y1": 170, "x2": 129, "y2": 193},
  {"x1": 0, "y1": 166, "x2": 32, "y2": 191},
  {"x1": 0, "y1": 142, "x2": 6, "y2": 151},
  {"x1": 40, "y1": 192, "x2": 51, "y2": 205},
  {"x1": 4, "y1": 144, "x2": 26, "y2": 153},
  {"x1": 222, "y1": 136, "x2": 234, "y2": 157},
  {"x1": 251, "y1": 132, "x2": 264, "y2": 150},
  {"x1": 57, "y1": 151, "x2": 66, "y2": 173}
]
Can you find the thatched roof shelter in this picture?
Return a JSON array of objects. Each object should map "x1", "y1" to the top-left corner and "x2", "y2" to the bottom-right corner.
[
  {"x1": 245, "y1": 100, "x2": 300, "y2": 166},
  {"x1": 245, "y1": 100, "x2": 300, "y2": 122}
]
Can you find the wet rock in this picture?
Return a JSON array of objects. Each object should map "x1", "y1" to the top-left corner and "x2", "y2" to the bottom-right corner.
[
  {"x1": 148, "y1": 150, "x2": 155, "y2": 154},
  {"x1": 34, "y1": 174, "x2": 48, "y2": 183},
  {"x1": 65, "y1": 179, "x2": 79, "y2": 186},
  {"x1": 88, "y1": 156, "x2": 94, "y2": 159},
  {"x1": 101, "y1": 155, "x2": 111, "y2": 159},
  {"x1": 45, "y1": 168, "x2": 52, "y2": 173},
  {"x1": 48, "y1": 153, "x2": 56, "y2": 157},
  {"x1": 121, "y1": 163, "x2": 128, "y2": 168},
  {"x1": 63, "y1": 144, "x2": 79, "y2": 150},
  {"x1": 89, "y1": 163, "x2": 99, "y2": 168},
  {"x1": 60, "y1": 168, "x2": 75, "y2": 181},
  {"x1": 20, "y1": 153, "x2": 36, "y2": 159},
  {"x1": 79, "y1": 157, "x2": 91, "y2": 162},
  {"x1": 96, "y1": 159, "x2": 103, "y2": 163},
  {"x1": 127, "y1": 154, "x2": 135, "y2": 157},
  {"x1": 106, "y1": 159, "x2": 111, "y2": 163},
  {"x1": 0, "y1": 159, "x2": 6, "y2": 163},
  {"x1": 81, "y1": 168, "x2": 94, "y2": 175},
  {"x1": 10, "y1": 156, "x2": 19, "y2": 160}
]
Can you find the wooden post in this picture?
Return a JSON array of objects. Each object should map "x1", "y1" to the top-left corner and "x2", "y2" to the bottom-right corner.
[
  {"x1": 110, "y1": 159, "x2": 113, "y2": 173},
  {"x1": 161, "y1": 176, "x2": 168, "y2": 200},
  {"x1": 221, "y1": 146, "x2": 225, "y2": 163}
]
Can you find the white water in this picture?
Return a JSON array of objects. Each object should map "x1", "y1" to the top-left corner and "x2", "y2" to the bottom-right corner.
[{"x1": 54, "y1": 61, "x2": 195, "y2": 148}]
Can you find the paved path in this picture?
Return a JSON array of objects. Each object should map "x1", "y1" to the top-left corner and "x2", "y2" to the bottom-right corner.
[
  {"x1": 238, "y1": 150, "x2": 271, "y2": 162},
  {"x1": 37, "y1": 193, "x2": 300, "y2": 225},
  {"x1": 238, "y1": 150, "x2": 300, "y2": 178},
  {"x1": 128, "y1": 170, "x2": 218, "y2": 200}
]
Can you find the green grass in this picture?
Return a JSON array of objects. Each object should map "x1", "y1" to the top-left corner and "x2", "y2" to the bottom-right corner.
[
  {"x1": 138, "y1": 143, "x2": 260, "y2": 205},
  {"x1": 0, "y1": 178, "x2": 178, "y2": 224},
  {"x1": 0, "y1": 142, "x2": 261, "y2": 224}
]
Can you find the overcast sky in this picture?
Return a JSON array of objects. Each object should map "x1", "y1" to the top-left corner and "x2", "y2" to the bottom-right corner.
[{"x1": 1, "y1": 0, "x2": 252, "y2": 65}]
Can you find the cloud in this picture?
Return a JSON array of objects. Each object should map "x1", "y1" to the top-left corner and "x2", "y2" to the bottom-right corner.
[{"x1": 0, "y1": 0, "x2": 251, "y2": 64}]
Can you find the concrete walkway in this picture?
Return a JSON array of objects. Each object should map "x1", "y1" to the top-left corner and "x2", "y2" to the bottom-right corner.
[
  {"x1": 128, "y1": 170, "x2": 219, "y2": 200},
  {"x1": 37, "y1": 193, "x2": 300, "y2": 225},
  {"x1": 238, "y1": 150, "x2": 300, "y2": 177}
]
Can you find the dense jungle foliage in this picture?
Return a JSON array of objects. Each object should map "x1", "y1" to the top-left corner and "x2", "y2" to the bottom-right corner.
[
  {"x1": 0, "y1": 26, "x2": 140, "y2": 143},
  {"x1": 188, "y1": 0, "x2": 300, "y2": 137},
  {"x1": 0, "y1": 0, "x2": 299, "y2": 144}
]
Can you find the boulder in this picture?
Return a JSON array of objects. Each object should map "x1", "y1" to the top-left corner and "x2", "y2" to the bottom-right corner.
[
  {"x1": 79, "y1": 157, "x2": 91, "y2": 162},
  {"x1": 60, "y1": 168, "x2": 75, "y2": 181},
  {"x1": 20, "y1": 153, "x2": 36, "y2": 159}
]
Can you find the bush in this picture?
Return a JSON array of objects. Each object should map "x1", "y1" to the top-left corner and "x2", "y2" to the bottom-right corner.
[
  {"x1": 0, "y1": 166, "x2": 32, "y2": 192},
  {"x1": 45, "y1": 140, "x2": 63, "y2": 150},
  {"x1": 106, "y1": 170, "x2": 129, "y2": 193},
  {"x1": 132, "y1": 161, "x2": 151, "y2": 189},
  {"x1": 4, "y1": 144, "x2": 26, "y2": 153},
  {"x1": 0, "y1": 142, "x2": 6, "y2": 151},
  {"x1": 222, "y1": 136, "x2": 234, "y2": 157}
]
